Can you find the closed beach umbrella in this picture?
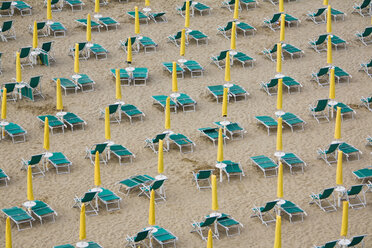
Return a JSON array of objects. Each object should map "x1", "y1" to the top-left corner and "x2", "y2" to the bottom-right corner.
[
  {"x1": 340, "y1": 201, "x2": 348, "y2": 237},
  {"x1": 327, "y1": 5, "x2": 332, "y2": 33},
  {"x1": 149, "y1": 189, "x2": 155, "y2": 225},
  {"x1": 327, "y1": 35, "x2": 332, "y2": 64},
  {"x1": 16, "y1": 52, "x2": 21, "y2": 83},
  {"x1": 276, "y1": 43, "x2": 282, "y2": 73},
  {"x1": 323, "y1": 0, "x2": 328, "y2": 5},
  {"x1": 1, "y1": 88, "x2": 6, "y2": 120},
  {"x1": 276, "y1": 117, "x2": 283, "y2": 151},
  {"x1": 277, "y1": 162, "x2": 283, "y2": 198},
  {"x1": 274, "y1": 215, "x2": 282, "y2": 248},
  {"x1": 165, "y1": 97, "x2": 170, "y2": 130},
  {"x1": 158, "y1": 139, "x2": 164, "y2": 174},
  {"x1": 185, "y1": 1, "x2": 190, "y2": 28},
  {"x1": 211, "y1": 175, "x2": 218, "y2": 211},
  {"x1": 27, "y1": 165, "x2": 34, "y2": 201},
  {"x1": 127, "y1": 37, "x2": 132, "y2": 63},
  {"x1": 79, "y1": 204, "x2": 86, "y2": 240},
  {"x1": 230, "y1": 22, "x2": 236, "y2": 50},
  {"x1": 135, "y1": 6, "x2": 140, "y2": 35},
  {"x1": 105, "y1": 107, "x2": 111, "y2": 140},
  {"x1": 279, "y1": 0, "x2": 284, "y2": 12},
  {"x1": 277, "y1": 78, "x2": 283, "y2": 111},
  {"x1": 56, "y1": 79, "x2": 63, "y2": 111},
  {"x1": 329, "y1": 67, "x2": 335, "y2": 100},
  {"x1": 207, "y1": 229, "x2": 213, "y2": 248},
  {"x1": 336, "y1": 151, "x2": 343, "y2": 185},
  {"x1": 74, "y1": 43, "x2": 79, "y2": 74},
  {"x1": 172, "y1": 62, "x2": 178, "y2": 92},
  {"x1": 145, "y1": 0, "x2": 150, "y2": 6},
  {"x1": 225, "y1": 52, "x2": 230, "y2": 82},
  {"x1": 334, "y1": 107, "x2": 341, "y2": 140},
  {"x1": 94, "y1": 151, "x2": 101, "y2": 187},
  {"x1": 217, "y1": 128, "x2": 223, "y2": 162},
  {"x1": 47, "y1": 0, "x2": 52, "y2": 21},
  {"x1": 32, "y1": 21, "x2": 38, "y2": 49},
  {"x1": 43, "y1": 117, "x2": 50, "y2": 151},
  {"x1": 222, "y1": 88, "x2": 228, "y2": 117},
  {"x1": 86, "y1": 14, "x2": 91, "y2": 42},
  {"x1": 6, "y1": 217, "x2": 12, "y2": 248},
  {"x1": 280, "y1": 14, "x2": 285, "y2": 42},
  {"x1": 233, "y1": 0, "x2": 239, "y2": 19},
  {"x1": 95, "y1": 0, "x2": 100, "y2": 14},
  {"x1": 180, "y1": 29, "x2": 186, "y2": 56},
  {"x1": 115, "y1": 69, "x2": 122, "y2": 100}
]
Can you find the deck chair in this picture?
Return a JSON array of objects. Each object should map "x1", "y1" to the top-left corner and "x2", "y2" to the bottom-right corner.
[
  {"x1": 279, "y1": 200, "x2": 307, "y2": 223},
  {"x1": 162, "y1": 62, "x2": 185, "y2": 79},
  {"x1": 151, "y1": 226, "x2": 178, "y2": 248},
  {"x1": 284, "y1": 14, "x2": 300, "y2": 27},
  {"x1": 280, "y1": 153, "x2": 306, "y2": 174},
  {"x1": 97, "y1": 187, "x2": 121, "y2": 211},
  {"x1": 21, "y1": 75, "x2": 44, "y2": 101},
  {"x1": 216, "y1": 213, "x2": 243, "y2": 237},
  {"x1": 110, "y1": 68, "x2": 130, "y2": 86},
  {"x1": 29, "y1": 22, "x2": 48, "y2": 38},
  {"x1": 307, "y1": 7, "x2": 327, "y2": 24},
  {"x1": 339, "y1": 142, "x2": 361, "y2": 161},
  {"x1": 175, "y1": 93, "x2": 197, "y2": 112},
  {"x1": 2, "y1": 207, "x2": 34, "y2": 231},
  {"x1": 214, "y1": 121, "x2": 245, "y2": 140},
  {"x1": 229, "y1": 84, "x2": 249, "y2": 101},
  {"x1": 61, "y1": 112, "x2": 86, "y2": 131},
  {"x1": 64, "y1": 0, "x2": 84, "y2": 11},
  {"x1": 72, "y1": 74, "x2": 95, "y2": 92},
  {"x1": 281, "y1": 76, "x2": 302, "y2": 93},
  {"x1": 47, "y1": 152, "x2": 72, "y2": 174},
  {"x1": 48, "y1": 22, "x2": 66, "y2": 37},
  {"x1": 233, "y1": 52, "x2": 255, "y2": 67},
  {"x1": 52, "y1": 78, "x2": 79, "y2": 95},
  {"x1": 317, "y1": 143, "x2": 339, "y2": 165},
  {"x1": 222, "y1": 160, "x2": 245, "y2": 182},
  {"x1": 176, "y1": 1, "x2": 193, "y2": 17},
  {"x1": 120, "y1": 37, "x2": 139, "y2": 54},
  {"x1": 353, "y1": 167, "x2": 372, "y2": 182},
  {"x1": 356, "y1": 26, "x2": 372, "y2": 46},
  {"x1": 138, "y1": 36, "x2": 157, "y2": 53},
  {"x1": 347, "y1": 235, "x2": 367, "y2": 247},
  {"x1": 125, "y1": 230, "x2": 150, "y2": 248},
  {"x1": 207, "y1": 85, "x2": 226, "y2": 103},
  {"x1": 85, "y1": 143, "x2": 108, "y2": 165},
  {"x1": 69, "y1": 42, "x2": 88, "y2": 60},
  {"x1": 262, "y1": 43, "x2": 279, "y2": 62},
  {"x1": 281, "y1": 112, "x2": 306, "y2": 132},
  {"x1": 309, "y1": 34, "x2": 328, "y2": 53},
  {"x1": 45, "y1": 0, "x2": 62, "y2": 12},
  {"x1": 183, "y1": 60, "x2": 204, "y2": 78},
  {"x1": 193, "y1": 2, "x2": 212, "y2": 15},
  {"x1": 211, "y1": 50, "x2": 228, "y2": 69},
  {"x1": 250, "y1": 200, "x2": 278, "y2": 225},
  {"x1": 127, "y1": 11, "x2": 149, "y2": 24},
  {"x1": 138, "y1": 179, "x2": 166, "y2": 202},
  {"x1": 17, "y1": 46, "x2": 32, "y2": 68},
  {"x1": 192, "y1": 169, "x2": 214, "y2": 190},
  {"x1": 309, "y1": 99, "x2": 329, "y2": 123},
  {"x1": 98, "y1": 17, "x2": 119, "y2": 30},
  {"x1": 260, "y1": 79, "x2": 278, "y2": 95},
  {"x1": 241, "y1": 0, "x2": 257, "y2": 9},
  {"x1": 99, "y1": 104, "x2": 121, "y2": 123},
  {"x1": 217, "y1": 21, "x2": 233, "y2": 39},
  {"x1": 313, "y1": 240, "x2": 339, "y2": 248},
  {"x1": 144, "y1": 133, "x2": 167, "y2": 153},
  {"x1": 37, "y1": 115, "x2": 66, "y2": 134},
  {"x1": 188, "y1": 30, "x2": 209, "y2": 45},
  {"x1": 169, "y1": 133, "x2": 195, "y2": 153},
  {"x1": 222, "y1": 0, "x2": 241, "y2": 12},
  {"x1": 117, "y1": 174, "x2": 155, "y2": 195},
  {"x1": 13, "y1": 1, "x2": 32, "y2": 16},
  {"x1": 76, "y1": 19, "x2": 101, "y2": 32},
  {"x1": 167, "y1": 31, "x2": 185, "y2": 47},
  {"x1": 121, "y1": 104, "x2": 145, "y2": 123},
  {"x1": 109, "y1": 144, "x2": 135, "y2": 165},
  {"x1": 333, "y1": 66, "x2": 352, "y2": 83},
  {"x1": 255, "y1": 116, "x2": 278, "y2": 135},
  {"x1": 0, "y1": 168, "x2": 10, "y2": 186},
  {"x1": 89, "y1": 43, "x2": 108, "y2": 60},
  {"x1": 330, "y1": 8, "x2": 346, "y2": 21},
  {"x1": 330, "y1": 102, "x2": 355, "y2": 120},
  {"x1": 191, "y1": 215, "x2": 218, "y2": 240},
  {"x1": 330, "y1": 35, "x2": 347, "y2": 50},
  {"x1": 311, "y1": 67, "x2": 331, "y2": 86},
  {"x1": 352, "y1": 0, "x2": 372, "y2": 17},
  {"x1": 342, "y1": 185, "x2": 366, "y2": 209},
  {"x1": 21, "y1": 154, "x2": 45, "y2": 177},
  {"x1": 250, "y1": 155, "x2": 278, "y2": 177},
  {"x1": 148, "y1": 12, "x2": 168, "y2": 23},
  {"x1": 263, "y1": 13, "x2": 281, "y2": 31},
  {"x1": 30, "y1": 200, "x2": 57, "y2": 224},
  {"x1": 86, "y1": 242, "x2": 102, "y2": 248},
  {"x1": 152, "y1": 95, "x2": 177, "y2": 112},
  {"x1": 359, "y1": 59, "x2": 372, "y2": 78},
  {"x1": 132, "y1": 67, "x2": 149, "y2": 86},
  {"x1": 235, "y1": 21, "x2": 256, "y2": 36},
  {"x1": 0, "y1": 1, "x2": 12, "y2": 16},
  {"x1": 1, "y1": 82, "x2": 17, "y2": 101},
  {"x1": 198, "y1": 127, "x2": 228, "y2": 146},
  {"x1": 282, "y1": 43, "x2": 304, "y2": 59},
  {"x1": 72, "y1": 191, "x2": 98, "y2": 215},
  {"x1": 309, "y1": 187, "x2": 337, "y2": 212}
]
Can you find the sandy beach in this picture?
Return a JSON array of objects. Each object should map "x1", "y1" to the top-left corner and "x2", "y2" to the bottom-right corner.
[{"x1": 0, "y1": 0, "x2": 371, "y2": 247}]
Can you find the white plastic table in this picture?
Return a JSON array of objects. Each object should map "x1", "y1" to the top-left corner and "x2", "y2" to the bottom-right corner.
[
  {"x1": 23, "y1": 201, "x2": 36, "y2": 208},
  {"x1": 15, "y1": 83, "x2": 26, "y2": 99},
  {"x1": 215, "y1": 163, "x2": 226, "y2": 182},
  {"x1": 335, "y1": 186, "x2": 346, "y2": 207},
  {"x1": 0, "y1": 121, "x2": 9, "y2": 139}
]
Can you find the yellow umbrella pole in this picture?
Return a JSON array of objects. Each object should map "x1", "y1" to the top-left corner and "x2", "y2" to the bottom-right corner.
[
  {"x1": 211, "y1": 175, "x2": 218, "y2": 211},
  {"x1": 105, "y1": 107, "x2": 111, "y2": 140},
  {"x1": 16, "y1": 52, "x2": 22, "y2": 83},
  {"x1": 340, "y1": 201, "x2": 348, "y2": 238},
  {"x1": 217, "y1": 128, "x2": 223, "y2": 163},
  {"x1": 47, "y1": 0, "x2": 52, "y2": 22},
  {"x1": 86, "y1": 14, "x2": 91, "y2": 43},
  {"x1": 127, "y1": 37, "x2": 132, "y2": 64},
  {"x1": 327, "y1": 35, "x2": 332, "y2": 65},
  {"x1": 56, "y1": 79, "x2": 63, "y2": 111},
  {"x1": 78, "y1": 204, "x2": 87, "y2": 241},
  {"x1": 276, "y1": 43, "x2": 282, "y2": 73},
  {"x1": 336, "y1": 151, "x2": 343, "y2": 185},
  {"x1": 5, "y1": 217, "x2": 12, "y2": 248},
  {"x1": 135, "y1": 6, "x2": 140, "y2": 35},
  {"x1": 224, "y1": 52, "x2": 231, "y2": 82},
  {"x1": 222, "y1": 88, "x2": 228, "y2": 117},
  {"x1": 334, "y1": 106, "x2": 341, "y2": 140},
  {"x1": 185, "y1": 1, "x2": 190, "y2": 28},
  {"x1": 148, "y1": 189, "x2": 155, "y2": 225},
  {"x1": 180, "y1": 29, "x2": 186, "y2": 57},
  {"x1": 172, "y1": 62, "x2": 178, "y2": 92},
  {"x1": 323, "y1": 0, "x2": 328, "y2": 5},
  {"x1": 94, "y1": 0, "x2": 100, "y2": 14},
  {"x1": 207, "y1": 229, "x2": 213, "y2": 248},
  {"x1": 94, "y1": 151, "x2": 101, "y2": 187},
  {"x1": 329, "y1": 67, "x2": 335, "y2": 99},
  {"x1": 327, "y1": 5, "x2": 332, "y2": 33},
  {"x1": 115, "y1": 69, "x2": 122, "y2": 100},
  {"x1": 1, "y1": 88, "x2": 7, "y2": 120},
  {"x1": 145, "y1": 0, "x2": 150, "y2": 6},
  {"x1": 27, "y1": 165, "x2": 34, "y2": 201},
  {"x1": 275, "y1": 117, "x2": 284, "y2": 158},
  {"x1": 74, "y1": 43, "x2": 79, "y2": 75},
  {"x1": 158, "y1": 139, "x2": 164, "y2": 174},
  {"x1": 233, "y1": 0, "x2": 239, "y2": 20},
  {"x1": 32, "y1": 21, "x2": 38, "y2": 49},
  {"x1": 43, "y1": 117, "x2": 50, "y2": 151},
  {"x1": 230, "y1": 23, "x2": 236, "y2": 50},
  {"x1": 277, "y1": 162, "x2": 283, "y2": 199},
  {"x1": 165, "y1": 97, "x2": 171, "y2": 130},
  {"x1": 280, "y1": 14, "x2": 285, "y2": 42},
  {"x1": 279, "y1": 0, "x2": 284, "y2": 13},
  {"x1": 273, "y1": 215, "x2": 282, "y2": 248}
]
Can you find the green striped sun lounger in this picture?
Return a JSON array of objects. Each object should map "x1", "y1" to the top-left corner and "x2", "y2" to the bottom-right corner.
[
  {"x1": 353, "y1": 166, "x2": 372, "y2": 182},
  {"x1": 356, "y1": 27, "x2": 372, "y2": 46},
  {"x1": 2, "y1": 206, "x2": 34, "y2": 231},
  {"x1": 183, "y1": 60, "x2": 204, "y2": 77},
  {"x1": 54, "y1": 245, "x2": 74, "y2": 248},
  {"x1": 233, "y1": 52, "x2": 255, "y2": 67},
  {"x1": 97, "y1": 187, "x2": 122, "y2": 211},
  {"x1": 120, "y1": 104, "x2": 145, "y2": 123},
  {"x1": 169, "y1": 133, "x2": 195, "y2": 153},
  {"x1": 13, "y1": 1, "x2": 32, "y2": 16},
  {"x1": 144, "y1": 133, "x2": 168, "y2": 153},
  {"x1": 311, "y1": 66, "x2": 351, "y2": 85},
  {"x1": 306, "y1": 7, "x2": 326, "y2": 24},
  {"x1": 30, "y1": 200, "x2": 57, "y2": 224},
  {"x1": 64, "y1": 0, "x2": 84, "y2": 11},
  {"x1": 61, "y1": 112, "x2": 86, "y2": 131},
  {"x1": 262, "y1": 76, "x2": 302, "y2": 95},
  {"x1": 132, "y1": 67, "x2": 149, "y2": 86},
  {"x1": 89, "y1": 43, "x2": 108, "y2": 60},
  {"x1": 255, "y1": 116, "x2": 278, "y2": 135},
  {"x1": 280, "y1": 153, "x2": 306, "y2": 174},
  {"x1": 48, "y1": 22, "x2": 67, "y2": 37},
  {"x1": 152, "y1": 95, "x2": 177, "y2": 112},
  {"x1": 188, "y1": 30, "x2": 209, "y2": 45},
  {"x1": 221, "y1": 160, "x2": 245, "y2": 182},
  {"x1": 241, "y1": 0, "x2": 257, "y2": 9},
  {"x1": 138, "y1": 36, "x2": 157, "y2": 53},
  {"x1": 264, "y1": 13, "x2": 300, "y2": 31},
  {"x1": 329, "y1": 35, "x2": 347, "y2": 50},
  {"x1": 47, "y1": 152, "x2": 72, "y2": 174},
  {"x1": 167, "y1": 31, "x2": 186, "y2": 47},
  {"x1": 229, "y1": 84, "x2": 249, "y2": 101},
  {"x1": 110, "y1": 68, "x2": 130, "y2": 85},
  {"x1": 148, "y1": 12, "x2": 168, "y2": 23},
  {"x1": 214, "y1": 121, "x2": 245, "y2": 140},
  {"x1": 109, "y1": 144, "x2": 135, "y2": 165},
  {"x1": 198, "y1": 127, "x2": 228, "y2": 146},
  {"x1": 75, "y1": 19, "x2": 102, "y2": 32},
  {"x1": 150, "y1": 226, "x2": 178, "y2": 247},
  {"x1": 211, "y1": 50, "x2": 228, "y2": 68},
  {"x1": 4, "y1": 122, "x2": 27, "y2": 143},
  {"x1": 52, "y1": 77, "x2": 79, "y2": 95},
  {"x1": 279, "y1": 200, "x2": 307, "y2": 223},
  {"x1": 309, "y1": 187, "x2": 337, "y2": 212},
  {"x1": 329, "y1": 102, "x2": 356, "y2": 120},
  {"x1": 127, "y1": 11, "x2": 149, "y2": 24},
  {"x1": 281, "y1": 112, "x2": 306, "y2": 132},
  {"x1": 217, "y1": 21, "x2": 233, "y2": 39},
  {"x1": 250, "y1": 200, "x2": 278, "y2": 225},
  {"x1": 125, "y1": 230, "x2": 150, "y2": 248},
  {"x1": 98, "y1": 16, "x2": 119, "y2": 30},
  {"x1": 330, "y1": 8, "x2": 346, "y2": 21},
  {"x1": 37, "y1": 115, "x2": 66, "y2": 134},
  {"x1": 250, "y1": 155, "x2": 278, "y2": 177},
  {"x1": 193, "y1": 2, "x2": 212, "y2": 15},
  {"x1": 216, "y1": 213, "x2": 243, "y2": 237},
  {"x1": 0, "y1": 168, "x2": 10, "y2": 186},
  {"x1": 338, "y1": 142, "x2": 362, "y2": 161},
  {"x1": 282, "y1": 43, "x2": 304, "y2": 59},
  {"x1": 207, "y1": 85, "x2": 226, "y2": 103},
  {"x1": 191, "y1": 215, "x2": 218, "y2": 240},
  {"x1": 72, "y1": 73, "x2": 95, "y2": 92},
  {"x1": 317, "y1": 143, "x2": 339, "y2": 166},
  {"x1": 86, "y1": 242, "x2": 103, "y2": 248},
  {"x1": 174, "y1": 93, "x2": 197, "y2": 112},
  {"x1": 162, "y1": 62, "x2": 185, "y2": 78}
]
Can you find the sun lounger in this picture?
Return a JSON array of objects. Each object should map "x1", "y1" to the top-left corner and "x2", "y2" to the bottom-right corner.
[
  {"x1": 76, "y1": 19, "x2": 102, "y2": 32},
  {"x1": 69, "y1": 42, "x2": 88, "y2": 60},
  {"x1": 317, "y1": 143, "x2": 339, "y2": 165},
  {"x1": 167, "y1": 30, "x2": 186, "y2": 47},
  {"x1": 176, "y1": 1, "x2": 194, "y2": 16},
  {"x1": 192, "y1": 169, "x2": 214, "y2": 190},
  {"x1": 217, "y1": 21, "x2": 233, "y2": 39},
  {"x1": 193, "y1": 2, "x2": 212, "y2": 15},
  {"x1": 279, "y1": 200, "x2": 307, "y2": 223},
  {"x1": 309, "y1": 34, "x2": 328, "y2": 53},
  {"x1": 119, "y1": 37, "x2": 139, "y2": 54},
  {"x1": 132, "y1": 67, "x2": 149, "y2": 86},
  {"x1": 1, "y1": 82, "x2": 17, "y2": 101},
  {"x1": 342, "y1": 184, "x2": 366, "y2": 209},
  {"x1": 262, "y1": 43, "x2": 279, "y2": 62},
  {"x1": 264, "y1": 13, "x2": 300, "y2": 31},
  {"x1": 21, "y1": 154, "x2": 45, "y2": 177},
  {"x1": 353, "y1": 166, "x2": 372, "y2": 182},
  {"x1": 330, "y1": 35, "x2": 347, "y2": 50},
  {"x1": 221, "y1": 160, "x2": 245, "y2": 182},
  {"x1": 99, "y1": 103, "x2": 121, "y2": 123},
  {"x1": 150, "y1": 226, "x2": 178, "y2": 247},
  {"x1": 37, "y1": 115, "x2": 66, "y2": 134},
  {"x1": 98, "y1": 16, "x2": 119, "y2": 31},
  {"x1": 152, "y1": 95, "x2": 177, "y2": 112},
  {"x1": 229, "y1": 84, "x2": 249, "y2": 101},
  {"x1": 313, "y1": 240, "x2": 339, "y2": 248},
  {"x1": 250, "y1": 155, "x2": 278, "y2": 177},
  {"x1": 312, "y1": 66, "x2": 352, "y2": 84},
  {"x1": 125, "y1": 230, "x2": 150, "y2": 248},
  {"x1": 30, "y1": 200, "x2": 57, "y2": 224},
  {"x1": 191, "y1": 215, "x2": 218, "y2": 240},
  {"x1": 138, "y1": 179, "x2": 166, "y2": 202},
  {"x1": 241, "y1": 0, "x2": 257, "y2": 9},
  {"x1": 60, "y1": 112, "x2": 86, "y2": 131},
  {"x1": 162, "y1": 62, "x2": 185, "y2": 79},
  {"x1": 52, "y1": 77, "x2": 79, "y2": 95},
  {"x1": 356, "y1": 26, "x2": 372, "y2": 46},
  {"x1": 261, "y1": 76, "x2": 302, "y2": 95},
  {"x1": 282, "y1": 43, "x2": 304, "y2": 59},
  {"x1": 211, "y1": 50, "x2": 229, "y2": 68},
  {"x1": 2, "y1": 206, "x2": 34, "y2": 231},
  {"x1": 47, "y1": 152, "x2": 72, "y2": 174},
  {"x1": 64, "y1": 0, "x2": 84, "y2": 11},
  {"x1": 17, "y1": 46, "x2": 32, "y2": 68},
  {"x1": 0, "y1": 1, "x2": 12, "y2": 16},
  {"x1": 29, "y1": 22, "x2": 48, "y2": 38},
  {"x1": 72, "y1": 191, "x2": 98, "y2": 215},
  {"x1": 309, "y1": 99, "x2": 329, "y2": 123},
  {"x1": 85, "y1": 143, "x2": 108, "y2": 165},
  {"x1": 329, "y1": 102, "x2": 356, "y2": 120},
  {"x1": 109, "y1": 144, "x2": 135, "y2": 165},
  {"x1": 250, "y1": 200, "x2": 278, "y2": 225},
  {"x1": 352, "y1": 0, "x2": 372, "y2": 17},
  {"x1": 121, "y1": 104, "x2": 145, "y2": 123},
  {"x1": 96, "y1": 187, "x2": 121, "y2": 211},
  {"x1": 207, "y1": 85, "x2": 226, "y2": 103},
  {"x1": 233, "y1": 51, "x2": 255, "y2": 67},
  {"x1": 45, "y1": 0, "x2": 62, "y2": 12},
  {"x1": 338, "y1": 142, "x2": 361, "y2": 161},
  {"x1": 222, "y1": 0, "x2": 241, "y2": 12},
  {"x1": 4, "y1": 122, "x2": 26, "y2": 143},
  {"x1": 144, "y1": 133, "x2": 168, "y2": 153},
  {"x1": 183, "y1": 60, "x2": 204, "y2": 77},
  {"x1": 188, "y1": 30, "x2": 209, "y2": 45},
  {"x1": 347, "y1": 235, "x2": 367, "y2": 247},
  {"x1": 0, "y1": 168, "x2": 10, "y2": 186},
  {"x1": 138, "y1": 36, "x2": 157, "y2": 53},
  {"x1": 148, "y1": 12, "x2": 168, "y2": 23},
  {"x1": 48, "y1": 22, "x2": 67, "y2": 37},
  {"x1": 198, "y1": 127, "x2": 228, "y2": 146},
  {"x1": 110, "y1": 68, "x2": 130, "y2": 86},
  {"x1": 281, "y1": 153, "x2": 306, "y2": 174},
  {"x1": 330, "y1": 8, "x2": 346, "y2": 21},
  {"x1": 306, "y1": 7, "x2": 327, "y2": 24},
  {"x1": 309, "y1": 187, "x2": 337, "y2": 212},
  {"x1": 281, "y1": 112, "x2": 306, "y2": 132},
  {"x1": 72, "y1": 73, "x2": 95, "y2": 92},
  {"x1": 117, "y1": 174, "x2": 155, "y2": 195},
  {"x1": 255, "y1": 116, "x2": 278, "y2": 135},
  {"x1": 214, "y1": 121, "x2": 245, "y2": 140},
  {"x1": 20, "y1": 75, "x2": 44, "y2": 101},
  {"x1": 169, "y1": 133, "x2": 195, "y2": 153},
  {"x1": 174, "y1": 93, "x2": 197, "y2": 112},
  {"x1": 216, "y1": 213, "x2": 243, "y2": 237},
  {"x1": 127, "y1": 11, "x2": 149, "y2": 24},
  {"x1": 89, "y1": 43, "x2": 108, "y2": 60}
]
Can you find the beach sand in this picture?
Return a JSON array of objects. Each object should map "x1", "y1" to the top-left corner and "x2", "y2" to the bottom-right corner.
[{"x1": 0, "y1": 0, "x2": 371, "y2": 247}]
